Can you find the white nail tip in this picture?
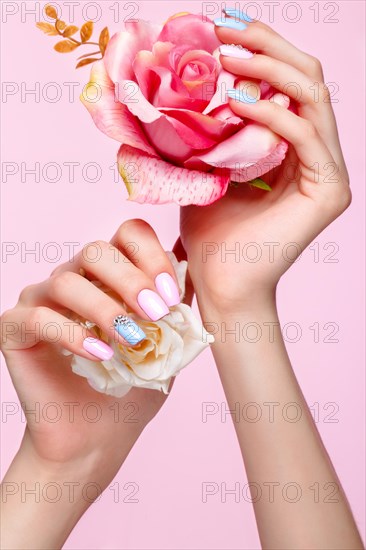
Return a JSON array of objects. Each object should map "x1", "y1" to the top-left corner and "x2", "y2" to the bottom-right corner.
[{"x1": 219, "y1": 44, "x2": 254, "y2": 59}]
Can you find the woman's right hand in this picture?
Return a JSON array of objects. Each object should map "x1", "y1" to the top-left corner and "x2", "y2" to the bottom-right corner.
[
  {"x1": 0, "y1": 219, "x2": 181, "y2": 474},
  {"x1": 180, "y1": 16, "x2": 351, "y2": 317}
]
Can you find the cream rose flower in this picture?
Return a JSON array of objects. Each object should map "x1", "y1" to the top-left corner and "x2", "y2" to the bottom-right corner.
[{"x1": 69, "y1": 253, "x2": 214, "y2": 397}]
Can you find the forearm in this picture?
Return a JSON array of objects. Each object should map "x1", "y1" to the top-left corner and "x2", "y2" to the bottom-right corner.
[
  {"x1": 198, "y1": 292, "x2": 363, "y2": 549},
  {"x1": 1, "y1": 439, "x2": 97, "y2": 549}
]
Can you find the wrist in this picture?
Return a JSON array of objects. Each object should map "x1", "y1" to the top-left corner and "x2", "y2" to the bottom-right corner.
[
  {"x1": 1, "y1": 443, "x2": 95, "y2": 550},
  {"x1": 195, "y1": 288, "x2": 280, "y2": 351},
  {"x1": 18, "y1": 429, "x2": 111, "y2": 485},
  {"x1": 14, "y1": 425, "x2": 140, "y2": 500},
  {"x1": 4, "y1": 439, "x2": 102, "y2": 513},
  {"x1": 196, "y1": 286, "x2": 277, "y2": 320}
]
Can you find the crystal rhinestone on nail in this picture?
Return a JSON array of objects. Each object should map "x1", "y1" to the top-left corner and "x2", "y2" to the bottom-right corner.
[
  {"x1": 113, "y1": 315, "x2": 131, "y2": 328},
  {"x1": 226, "y1": 43, "x2": 252, "y2": 54}
]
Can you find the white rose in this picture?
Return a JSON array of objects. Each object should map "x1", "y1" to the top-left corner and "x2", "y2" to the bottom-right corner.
[{"x1": 69, "y1": 252, "x2": 214, "y2": 397}]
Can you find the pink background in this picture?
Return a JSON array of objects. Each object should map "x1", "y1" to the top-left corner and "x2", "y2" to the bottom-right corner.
[{"x1": 1, "y1": 1, "x2": 365, "y2": 548}]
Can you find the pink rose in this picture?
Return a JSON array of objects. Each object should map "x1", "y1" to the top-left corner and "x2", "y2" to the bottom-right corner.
[{"x1": 81, "y1": 13, "x2": 289, "y2": 205}]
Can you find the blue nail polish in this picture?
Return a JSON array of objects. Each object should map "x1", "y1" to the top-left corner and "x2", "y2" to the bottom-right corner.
[
  {"x1": 113, "y1": 315, "x2": 146, "y2": 345},
  {"x1": 214, "y1": 17, "x2": 247, "y2": 31},
  {"x1": 227, "y1": 89, "x2": 257, "y2": 104},
  {"x1": 223, "y1": 8, "x2": 253, "y2": 23}
]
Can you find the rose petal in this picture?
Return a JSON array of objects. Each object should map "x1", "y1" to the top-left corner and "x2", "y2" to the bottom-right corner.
[
  {"x1": 117, "y1": 144, "x2": 230, "y2": 205},
  {"x1": 132, "y1": 43, "x2": 213, "y2": 110},
  {"x1": 153, "y1": 68, "x2": 209, "y2": 111},
  {"x1": 71, "y1": 356, "x2": 132, "y2": 397},
  {"x1": 80, "y1": 61, "x2": 156, "y2": 155},
  {"x1": 159, "y1": 108, "x2": 243, "y2": 144},
  {"x1": 202, "y1": 68, "x2": 237, "y2": 114},
  {"x1": 132, "y1": 42, "x2": 175, "y2": 98},
  {"x1": 135, "y1": 62, "x2": 208, "y2": 111},
  {"x1": 260, "y1": 80, "x2": 273, "y2": 99},
  {"x1": 158, "y1": 13, "x2": 220, "y2": 53},
  {"x1": 185, "y1": 123, "x2": 288, "y2": 181},
  {"x1": 104, "y1": 20, "x2": 162, "y2": 83},
  {"x1": 207, "y1": 104, "x2": 243, "y2": 124},
  {"x1": 130, "y1": 327, "x2": 182, "y2": 381},
  {"x1": 164, "y1": 304, "x2": 214, "y2": 366},
  {"x1": 117, "y1": 81, "x2": 220, "y2": 158},
  {"x1": 230, "y1": 139, "x2": 288, "y2": 182},
  {"x1": 166, "y1": 45, "x2": 213, "y2": 102},
  {"x1": 177, "y1": 49, "x2": 218, "y2": 78},
  {"x1": 149, "y1": 110, "x2": 217, "y2": 148},
  {"x1": 166, "y1": 252, "x2": 188, "y2": 300}
]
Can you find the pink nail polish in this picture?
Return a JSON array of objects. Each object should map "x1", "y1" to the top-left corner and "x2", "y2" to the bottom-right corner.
[
  {"x1": 83, "y1": 337, "x2": 114, "y2": 360},
  {"x1": 219, "y1": 44, "x2": 254, "y2": 59},
  {"x1": 137, "y1": 289, "x2": 170, "y2": 320},
  {"x1": 155, "y1": 272, "x2": 180, "y2": 307}
]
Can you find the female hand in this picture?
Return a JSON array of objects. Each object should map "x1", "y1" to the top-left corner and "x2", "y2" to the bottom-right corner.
[
  {"x1": 1, "y1": 219, "x2": 181, "y2": 524},
  {"x1": 180, "y1": 13, "x2": 351, "y2": 313}
]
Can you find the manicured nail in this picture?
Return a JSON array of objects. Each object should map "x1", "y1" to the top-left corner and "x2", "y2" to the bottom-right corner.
[
  {"x1": 113, "y1": 315, "x2": 146, "y2": 345},
  {"x1": 227, "y1": 88, "x2": 258, "y2": 104},
  {"x1": 137, "y1": 289, "x2": 169, "y2": 320},
  {"x1": 219, "y1": 44, "x2": 254, "y2": 59},
  {"x1": 271, "y1": 93, "x2": 290, "y2": 108},
  {"x1": 214, "y1": 17, "x2": 247, "y2": 30},
  {"x1": 83, "y1": 336, "x2": 114, "y2": 360},
  {"x1": 155, "y1": 272, "x2": 180, "y2": 307},
  {"x1": 223, "y1": 8, "x2": 253, "y2": 22}
]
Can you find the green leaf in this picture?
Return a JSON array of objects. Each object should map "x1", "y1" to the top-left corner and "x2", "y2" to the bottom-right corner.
[{"x1": 249, "y1": 178, "x2": 272, "y2": 191}]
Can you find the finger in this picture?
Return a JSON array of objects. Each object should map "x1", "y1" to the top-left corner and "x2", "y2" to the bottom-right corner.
[
  {"x1": 220, "y1": 53, "x2": 317, "y2": 105},
  {"x1": 215, "y1": 11, "x2": 324, "y2": 80},
  {"x1": 19, "y1": 273, "x2": 147, "y2": 347},
  {"x1": 52, "y1": 240, "x2": 170, "y2": 322},
  {"x1": 221, "y1": 52, "x2": 347, "y2": 175},
  {"x1": 110, "y1": 219, "x2": 181, "y2": 307},
  {"x1": 1, "y1": 306, "x2": 114, "y2": 361},
  {"x1": 234, "y1": 79, "x2": 262, "y2": 102},
  {"x1": 227, "y1": 92, "x2": 336, "y2": 180},
  {"x1": 215, "y1": 16, "x2": 348, "y2": 173}
]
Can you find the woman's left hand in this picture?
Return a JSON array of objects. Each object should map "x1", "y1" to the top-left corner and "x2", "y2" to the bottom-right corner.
[{"x1": 0, "y1": 219, "x2": 184, "y2": 550}]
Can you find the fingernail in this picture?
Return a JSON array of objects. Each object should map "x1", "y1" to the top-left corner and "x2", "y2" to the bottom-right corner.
[
  {"x1": 83, "y1": 336, "x2": 114, "y2": 360},
  {"x1": 223, "y1": 8, "x2": 253, "y2": 22},
  {"x1": 227, "y1": 88, "x2": 258, "y2": 104},
  {"x1": 214, "y1": 17, "x2": 247, "y2": 30},
  {"x1": 271, "y1": 93, "x2": 290, "y2": 108},
  {"x1": 155, "y1": 272, "x2": 180, "y2": 307},
  {"x1": 137, "y1": 289, "x2": 169, "y2": 320},
  {"x1": 219, "y1": 44, "x2": 254, "y2": 59},
  {"x1": 113, "y1": 315, "x2": 146, "y2": 345}
]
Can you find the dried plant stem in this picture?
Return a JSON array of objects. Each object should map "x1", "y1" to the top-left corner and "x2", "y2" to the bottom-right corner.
[{"x1": 77, "y1": 50, "x2": 101, "y2": 60}]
